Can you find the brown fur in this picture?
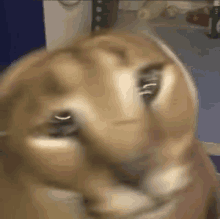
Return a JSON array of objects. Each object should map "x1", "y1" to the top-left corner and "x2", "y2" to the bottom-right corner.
[{"x1": 0, "y1": 31, "x2": 219, "y2": 219}]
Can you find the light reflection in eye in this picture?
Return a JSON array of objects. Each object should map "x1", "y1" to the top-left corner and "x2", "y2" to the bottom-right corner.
[
  {"x1": 143, "y1": 83, "x2": 157, "y2": 89},
  {"x1": 54, "y1": 115, "x2": 71, "y2": 120}
]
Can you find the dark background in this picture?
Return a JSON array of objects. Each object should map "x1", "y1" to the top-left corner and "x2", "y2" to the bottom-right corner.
[{"x1": 0, "y1": 0, "x2": 45, "y2": 67}]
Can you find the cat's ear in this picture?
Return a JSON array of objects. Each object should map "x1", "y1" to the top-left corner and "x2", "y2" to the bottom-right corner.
[{"x1": 0, "y1": 49, "x2": 48, "y2": 134}]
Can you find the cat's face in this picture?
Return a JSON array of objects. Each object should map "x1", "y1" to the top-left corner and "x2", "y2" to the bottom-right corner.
[{"x1": 1, "y1": 32, "x2": 197, "y2": 207}]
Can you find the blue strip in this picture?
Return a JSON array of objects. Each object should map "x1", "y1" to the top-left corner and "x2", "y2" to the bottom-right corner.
[{"x1": 0, "y1": 0, "x2": 46, "y2": 66}]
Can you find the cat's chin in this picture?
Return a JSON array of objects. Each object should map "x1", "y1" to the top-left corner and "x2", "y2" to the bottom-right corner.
[
  {"x1": 86, "y1": 186, "x2": 155, "y2": 218},
  {"x1": 86, "y1": 186, "x2": 178, "y2": 219}
]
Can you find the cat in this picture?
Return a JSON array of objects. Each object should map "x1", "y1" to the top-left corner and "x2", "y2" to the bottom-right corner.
[{"x1": 0, "y1": 30, "x2": 219, "y2": 219}]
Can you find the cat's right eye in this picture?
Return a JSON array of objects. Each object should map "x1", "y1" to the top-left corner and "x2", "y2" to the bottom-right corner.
[
  {"x1": 47, "y1": 111, "x2": 79, "y2": 138},
  {"x1": 138, "y1": 63, "x2": 163, "y2": 104},
  {"x1": 32, "y1": 111, "x2": 79, "y2": 138}
]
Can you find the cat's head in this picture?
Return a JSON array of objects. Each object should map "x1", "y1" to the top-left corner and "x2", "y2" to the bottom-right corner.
[{"x1": 0, "y1": 32, "x2": 198, "y2": 193}]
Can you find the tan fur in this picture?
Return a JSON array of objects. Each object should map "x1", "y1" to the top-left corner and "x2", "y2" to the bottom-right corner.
[{"x1": 0, "y1": 31, "x2": 219, "y2": 219}]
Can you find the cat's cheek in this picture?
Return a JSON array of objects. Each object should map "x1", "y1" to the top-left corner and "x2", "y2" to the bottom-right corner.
[{"x1": 23, "y1": 136, "x2": 84, "y2": 184}]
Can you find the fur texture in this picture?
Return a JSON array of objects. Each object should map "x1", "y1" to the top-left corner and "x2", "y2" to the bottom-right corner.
[{"x1": 0, "y1": 31, "x2": 219, "y2": 219}]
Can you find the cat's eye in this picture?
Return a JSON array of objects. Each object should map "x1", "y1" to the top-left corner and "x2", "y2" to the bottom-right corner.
[
  {"x1": 138, "y1": 63, "x2": 163, "y2": 103},
  {"x1": 47, "y1": 111, "x2": 79, "y2": 138}
]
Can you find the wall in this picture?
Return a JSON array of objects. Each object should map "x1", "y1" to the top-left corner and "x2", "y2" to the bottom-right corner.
[
  {"x1": 43, "y1": 0, "x2": 92, "y2": 51},
  {"x1": 119, "y1": 0, "x2": 210, "y2": 13}
]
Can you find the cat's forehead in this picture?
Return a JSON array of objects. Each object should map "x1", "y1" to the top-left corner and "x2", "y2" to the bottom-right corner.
[
  {"x1": 36, "y1": 35, "x2": 168, "y2": 88},
  {"x1": 46, "y1": 33, "x2": 167, "y2": 67},
  {"x1": 22, "y1": 35, "x2": 168, "y2": 119},
  {"x1": 0, "y1": 33, "x2": 169, "y2": 98}
]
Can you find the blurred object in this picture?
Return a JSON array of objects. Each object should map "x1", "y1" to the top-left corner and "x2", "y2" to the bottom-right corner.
[
  {"x1": 58, "y1": 0, "x2": 81, "y2": 7},
  {"x1": 137, "y1": 1, "x2": 167, "y2": 21},
  {"x1": 210, "y1": 155, "x2": 220, "y2": 173},
  {"x1": 166, "y1": 5, "x2": 179, "y2": 19},
  {"x1": 43, "y1": 1, "x2": 92, "y2": 51},
  {"x1": 167, "y1": 1, "x2": 210, "y2": 14},
  {"x1": 202, "y1": 141, "x2": 220, "y2": 174},
  {"x1": 91, "y1": 0, "x2": 119, "y2": 33},
  {"x1": 202, "y1": 142, "x2": 220, "y2": 156},
  {"x1": 204, "y1": 6, "x2": 211, "y2": 14},
  {"x1": 207, "y1": 0, "x2": 220, "y2": 38},
  {"x1": 186, "y1": 7, "x2": 211, "y2": 26},
  {"x1": 119, "y1": 1, "x2": 144, "y2": 11},
  {"x1": 167, "y1": 1, "x2": 191, "y2": 14}
]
